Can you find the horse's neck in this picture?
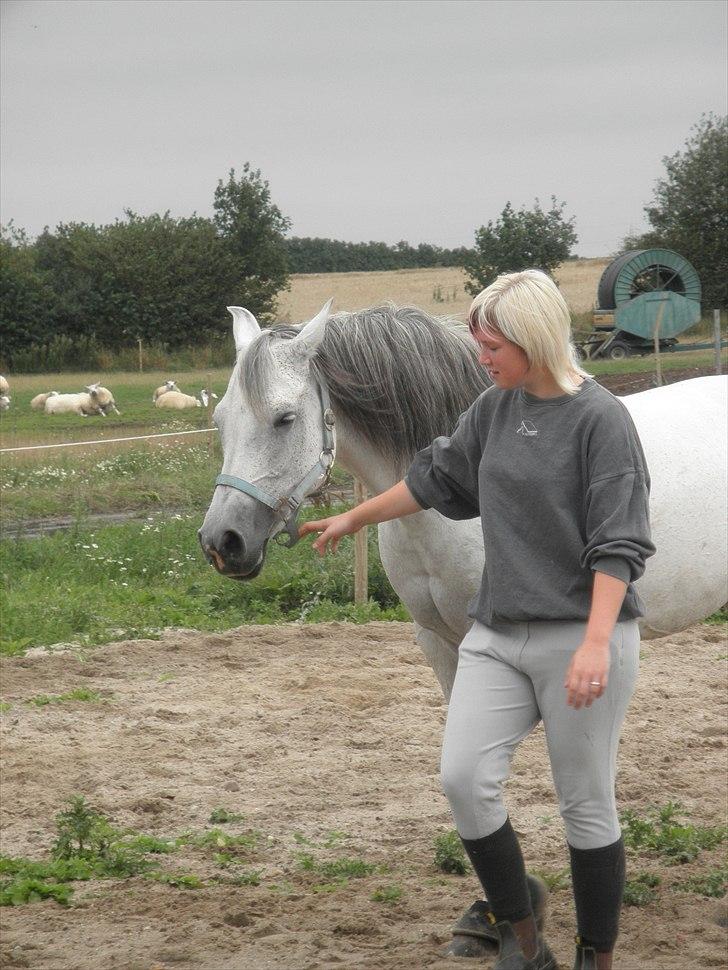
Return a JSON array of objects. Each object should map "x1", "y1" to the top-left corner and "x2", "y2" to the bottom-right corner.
[{"x1": 335, "y1": 416, "x2": 403, "y2": 495}]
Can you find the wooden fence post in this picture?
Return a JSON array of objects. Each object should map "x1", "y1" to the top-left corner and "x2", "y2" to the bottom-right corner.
[
  {"x1": 714, "y1": 310, "x2": 722, "y2": 376},
  {"x1": 353, "y1": 479, "x2": 368, "y2": 605},
  {"x1": 206, "y1": 373, "x2": 214, "y2": 460},
  {"x1": 137, "y1": 338, "x2": 143, "y2": 373}
]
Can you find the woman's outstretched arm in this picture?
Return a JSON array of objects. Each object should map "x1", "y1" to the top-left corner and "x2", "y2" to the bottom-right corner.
[{"x1": 298, "y1": 480, "x2": 422, "y2": 555}]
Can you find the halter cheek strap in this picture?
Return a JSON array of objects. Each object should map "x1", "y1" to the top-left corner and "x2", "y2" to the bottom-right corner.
[{"x1": 214, "y1": 378, "x2": 336, "y2": 548}]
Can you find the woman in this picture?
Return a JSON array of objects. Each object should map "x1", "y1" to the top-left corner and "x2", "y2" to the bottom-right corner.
[{"x1": 299, "y1": 269, "x2": 654, "y2": 970}]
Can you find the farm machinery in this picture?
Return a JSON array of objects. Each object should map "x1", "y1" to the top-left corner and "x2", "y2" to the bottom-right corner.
[{"x1": 575, "y1": 248, "x2": 702, "y2": 360}]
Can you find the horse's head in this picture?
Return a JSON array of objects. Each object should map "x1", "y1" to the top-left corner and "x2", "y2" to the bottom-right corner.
[{"x1": 198, "y1": 300, "x2": 334, "y2": 579}]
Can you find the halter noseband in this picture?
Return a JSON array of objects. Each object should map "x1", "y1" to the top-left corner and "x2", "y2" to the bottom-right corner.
[{"x1": 214, "y1": 377, "x2": 336, "y2": 548}]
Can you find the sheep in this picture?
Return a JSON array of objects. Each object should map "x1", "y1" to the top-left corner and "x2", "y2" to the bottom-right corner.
[
  {"x1": 85, "y1": 383, "x2": 120, "y2": 415},
  {"x1": 44, "y1": 384, "x2": 120, "y2": 417},
  {"x1": 0, "y1": 375, "x2": 9, "y2": 395},
  {"x1": 155, "y1": 389, "x2": 203, "y2": 410},
  {"x1": 152, "y1": 380, "x2": 179, "y2": 403},
  {"x1": 30, "y1": 390, "x2": 60, "y2": 410},
  {"x1": 0, "y1": 395, "x2": 10, "y2": 411}
]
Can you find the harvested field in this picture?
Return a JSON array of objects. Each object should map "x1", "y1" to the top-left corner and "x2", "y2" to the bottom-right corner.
[
  {"x1": 276, "y1": 258, "x2": 611, "y2": 323},
  {"x1": 1, "y1": 620, "x2": 726, "y2": 970}
]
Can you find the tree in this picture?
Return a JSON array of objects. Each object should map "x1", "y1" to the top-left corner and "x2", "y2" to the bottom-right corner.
[
  {"x1": 623, "y1": 114, "x2": 728, "y2": 310},
  {"x1": 32, "y1": 212, "x2": 246, "y2": 350},
  {"x1": 213, "y1": 164, "x2": 291, "y2": 322},
  {"x1": 463, "y1": 197, "x2": 578, "y2": 296},
  {"x1": 0, "y1": 223, "x2": 57, "y2": 359}
]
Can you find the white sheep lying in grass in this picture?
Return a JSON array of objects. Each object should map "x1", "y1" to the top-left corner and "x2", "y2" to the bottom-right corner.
[
  {"x1": 155, "y1": 389, "x2": 209, "y2": 409},
  {"x1": 0, "y1": 376, "x2": 9, "y2": 395},
  {"x1": 31, "y1": 390, "x2": 60, "y2": 410},
  {"x1": 45, "y1": 384, "x2": 119, "y2": 416},
  {"x1": 0, "y1": 395, "x2": 10, "y2": 411},
  {"x1": 152, "y1": 380, "x2": 180, "y2": 402}
]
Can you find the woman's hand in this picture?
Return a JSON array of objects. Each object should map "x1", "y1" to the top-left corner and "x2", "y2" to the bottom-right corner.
[
  {"x1": 298, "y1": 511, "x2": 361, "y2": 555},
  {"x1": 564, "y1": 640, "x2": 610, "y2": 709}
]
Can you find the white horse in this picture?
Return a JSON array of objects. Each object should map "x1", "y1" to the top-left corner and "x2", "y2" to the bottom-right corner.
[{"x1": 199, "y1": 301, "x2": 728, "y2": 700}]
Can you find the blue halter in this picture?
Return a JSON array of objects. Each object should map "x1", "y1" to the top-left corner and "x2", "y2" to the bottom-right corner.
[{"x1": 214, "y1": 377, "x2": 336, "y2": 548}]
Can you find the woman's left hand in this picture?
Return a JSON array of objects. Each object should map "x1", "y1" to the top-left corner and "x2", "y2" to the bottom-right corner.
[{"x1": 565, "y1": 640, "x2": 610, "y2": 709}]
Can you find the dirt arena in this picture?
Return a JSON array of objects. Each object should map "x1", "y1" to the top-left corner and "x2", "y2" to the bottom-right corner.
[{"x1": 1, "y1": 620, "x2": 726, "y2": 970}]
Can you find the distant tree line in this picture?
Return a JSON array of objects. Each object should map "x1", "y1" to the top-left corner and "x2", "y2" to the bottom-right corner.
[{"x1": 284, "y1": 237, "x2": 472, "y2": 273}]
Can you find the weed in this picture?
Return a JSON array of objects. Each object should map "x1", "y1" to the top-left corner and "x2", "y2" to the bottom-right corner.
[
  {"x1": 148, "y1": 871, "x2": 204, "y2": 889},
  {"x1": 226, "y1": 869, "x2": 263, "y2": 887},
  {"x1": 623, "y1": 872, "x2": 661, "y2": 906},
  {"x1": 295, "y1": 849, "x2": 378, "y2": 891},
  {"x1": 675, "y1": 866, "x2": 728, "y2": 898},
  {"x1": 25, "y1": 688, "x2": 105, "y2": 707},
  {"x1": 433, "y1": 830, "x2": 470, "y2": 875},
  {"x1": 318, "y1": 857, "x2": 377, "y2": 879},
  {"x1": 372, "y1": 885, "x2": 403, "y2": 903},
  {"x1": 532, "y1": 868, "x2": 570, "y2": 892},
  {"x1": 322, "y1": 830, "x2": 350, "y2": 847},
  {"x1": 0, "y1": 796, "x2": 181, "y2": 906},
  {"x1": 0, "y1": 701, "x2": 10, "y2": 713},
  {"x1": 209, "y1": 808, "x2": 246, "y2": 824},
  {"x1": 620, "y1": 802, "x2": 726, "y2": 864},
  {"x1": 124, "y1": 835, "x2": 175, "y2": 855},
  {"x1": 0, "y1": 877, "x2": 73, "y2": 907}
]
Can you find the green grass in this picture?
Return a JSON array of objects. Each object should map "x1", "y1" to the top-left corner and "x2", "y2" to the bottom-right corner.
[
  {"x1": 24, "y1": 688, "x2": 105, "y2": 707},
  {"x1": 674, "y1": 866, "x2": 728, "y2": 898},
  {"x1": 0, "y1": 368, "x2": 232, "y2": 525},
  {"x1": 433, "y1": 830, "x2": 470, "y2": 875},
  {"x1": 582, "y1": 347, "x2": 726, "y2": 378},
  {"x1": 621, "y1": 802, "x2": 727, "y2": 864},
  {"x1": 371, "y1": 884, "x2": 403, "y2": 903},
  {"x1": 623, "y1": 872, "x2": 661, "y2": 906},
  {"x1": 0, "y1": 506, "x2": 408, "y2": 654}
]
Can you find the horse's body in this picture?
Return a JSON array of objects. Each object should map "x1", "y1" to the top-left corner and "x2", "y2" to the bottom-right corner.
[{"x1": 200, "y1": 303, "x2": 728, "y2": 699}]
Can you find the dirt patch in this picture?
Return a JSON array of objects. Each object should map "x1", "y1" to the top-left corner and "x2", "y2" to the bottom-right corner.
[
  {"x1": 1, "y1": 621, "x2": 726, "y2": 969},
  {"x1": 596, "y1": 365, "x2": 721, "y2": 396}
]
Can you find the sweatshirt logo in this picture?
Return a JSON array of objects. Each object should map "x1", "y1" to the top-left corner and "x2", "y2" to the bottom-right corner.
[{"x1": 516, "y1": 419, "x2": 538, "y2": 437}]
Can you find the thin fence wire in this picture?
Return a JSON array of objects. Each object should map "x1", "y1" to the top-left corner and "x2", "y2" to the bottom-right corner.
[{"x1": 0, "y1": 428, "x2": 217, "y2": 454}]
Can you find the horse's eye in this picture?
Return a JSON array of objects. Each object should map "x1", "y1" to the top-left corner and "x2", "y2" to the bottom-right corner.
[{"x1": 274, "y1": 412, "x2": 296, "y2": 428}]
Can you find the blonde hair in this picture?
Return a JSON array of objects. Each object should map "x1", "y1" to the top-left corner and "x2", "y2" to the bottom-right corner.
[{"x1": 468, "y1": 269, "x2": 588, "y2": 395}]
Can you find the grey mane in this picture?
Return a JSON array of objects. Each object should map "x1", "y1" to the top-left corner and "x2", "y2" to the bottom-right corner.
[{"x1": 243, "y1": 303, "x2": 491, "y2": 472}]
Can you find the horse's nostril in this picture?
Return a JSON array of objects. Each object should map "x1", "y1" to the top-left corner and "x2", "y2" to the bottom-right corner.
[{"x1": 219, "y1": 529, "x2": 246, "y2": 563}]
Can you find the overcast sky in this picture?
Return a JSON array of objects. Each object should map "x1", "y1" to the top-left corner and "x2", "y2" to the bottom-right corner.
[{"x1": 1, "y1": 0, "x2": 726, "y2": 257}]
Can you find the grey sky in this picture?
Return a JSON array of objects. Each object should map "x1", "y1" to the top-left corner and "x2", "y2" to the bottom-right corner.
[{"x1": 1, "y1": 0, "x2": 726, "y2": 257}]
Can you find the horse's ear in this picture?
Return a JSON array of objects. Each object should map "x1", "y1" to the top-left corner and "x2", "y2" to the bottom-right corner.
[
  {"x1": 228, "y1": 306, "x2": 261, "y2": 354},
  {"x1": 293, "y1": 299, "x2": 333, "y2": 353}
]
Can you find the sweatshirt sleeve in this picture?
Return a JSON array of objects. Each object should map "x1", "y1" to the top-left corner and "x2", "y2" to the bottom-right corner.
[
  {"x1": 404, "y1": 397, "x2": 483, "y2": 520},
  {"x1": 580, "y1": 401, "x2": 656, "y2": 583}
]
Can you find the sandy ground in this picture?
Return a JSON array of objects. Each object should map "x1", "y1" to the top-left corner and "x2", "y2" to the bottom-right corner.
[{"x1": 1, "y1": 620, "x2": 726, "y2": 970}]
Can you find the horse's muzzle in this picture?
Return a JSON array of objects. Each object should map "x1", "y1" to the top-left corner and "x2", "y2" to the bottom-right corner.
[{"x1": 198, "y1": 527, "x2": 265, "y2": 580}]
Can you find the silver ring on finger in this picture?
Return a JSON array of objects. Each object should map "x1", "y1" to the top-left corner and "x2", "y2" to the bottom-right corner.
[{"x1": 589, "y1": 681, "x2": 601, "y2": 688}]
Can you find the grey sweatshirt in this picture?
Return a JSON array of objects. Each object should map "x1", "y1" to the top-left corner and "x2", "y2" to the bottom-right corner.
[{"x1": 404, "y1": 379, "x2": 655, "y2": 625}]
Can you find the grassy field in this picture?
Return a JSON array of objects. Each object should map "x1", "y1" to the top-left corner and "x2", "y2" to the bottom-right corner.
[{"x1": 1, "y1": 346, "x2": 724, "y2": 527}]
